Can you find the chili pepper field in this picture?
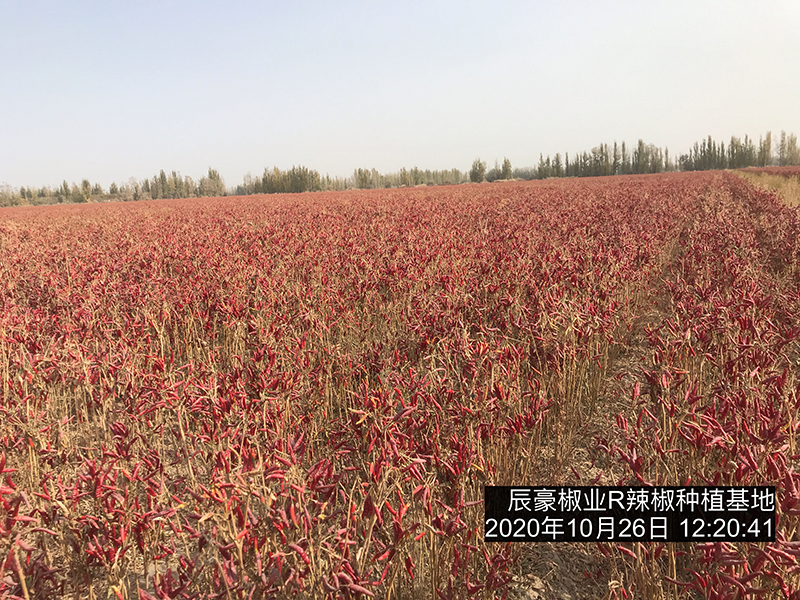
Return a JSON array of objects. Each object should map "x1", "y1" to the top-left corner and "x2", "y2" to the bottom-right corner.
[{"x1": 1, "y1": 169, "x2": 800, "y2": 599}]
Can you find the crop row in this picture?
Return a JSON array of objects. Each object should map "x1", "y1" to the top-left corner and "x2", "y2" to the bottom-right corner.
[{"x1": 595, "y1": 172, "x2": 800, "y2": 597}]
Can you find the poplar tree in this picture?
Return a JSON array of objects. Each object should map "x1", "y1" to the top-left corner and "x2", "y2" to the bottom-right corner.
[
  {"x1": 758, "y1": 132, "x2": 772, "y2": 167},
  {"x1": 788, "y1": 134, "x2": 800, "y2": 165},
  {"x1": 779, "y1": 131, "x2": 788, "y2": 166},
  {"x1": 469, "y1": 159, "x2": 486, "y2": 183},
  {"x1": 501, "y1": 157, "x2": 512, "y2": 180}
]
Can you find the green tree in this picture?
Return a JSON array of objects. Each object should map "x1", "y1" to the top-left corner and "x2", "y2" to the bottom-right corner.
[
  {"x1": 199, "y1": 167, "x2": 226, "y2": 196},
  {"x1": 501, "y1": 157, "x2": 512, "y2": 180},
  {"x1": 620, "y1": 142, "x2": 629, "y2": 175},
  {"x1": 553, "y1": 153, "x2": 563, "y2": 177},
  {"x1": 788, "y1": 133, "x2": 800, "y2": 165},
  {"x1": 649, "y1": 145, "x2": 663, "y2": 173},
  {"x1": 633, "y1": 140, "x2": 647, "y2": 174},
  {"x1": 779, "y1": 131, "x2": 787, "y2": 166},
  {"x1": 536, "y1": 154, "x2": 548, "y2": 179},
  {"x1": 169, "y1": 171, "x2": 183, "y2": 198},
  {"x1": 485, "y1": 161, "x2": 501, "y2": 182},
  {"x1": 396, "y1": 167, "x2": 408, "y2": 187},
  {"x1": 469, "y1": 159, "x2": 486, "y2": 183},
  {"x1": 71, "y1": 183, "x2": 86, "y2": 203},
  {"x1": 354, "y1": 168, "x2": 373, "y2": 189},
  {"x1": 159, "y1": 170, "x2": 169, "y2": 198},
  {"x1": 57, "y1": 181, "x2": 69, "y2": 203},
  {"x1": 758, "y1": 132, "x2": 772, "y2": 167},
  {"x1": 184, "y1": 176, "x2": 197, "y2": 197}
]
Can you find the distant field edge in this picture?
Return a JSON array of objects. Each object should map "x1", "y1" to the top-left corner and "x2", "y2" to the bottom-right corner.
[{"x1": 736, "y1": 167, "x2": 800, "y2": 207}]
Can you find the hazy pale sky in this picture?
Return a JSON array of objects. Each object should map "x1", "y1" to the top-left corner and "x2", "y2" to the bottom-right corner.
[{"x1": 2, "y1": 0, "x2": 799, "y2": 189}]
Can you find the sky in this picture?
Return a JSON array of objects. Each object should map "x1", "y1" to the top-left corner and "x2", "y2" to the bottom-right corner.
[{"x1": 1, "y1": 0, "x2": 799, "y2": 190}]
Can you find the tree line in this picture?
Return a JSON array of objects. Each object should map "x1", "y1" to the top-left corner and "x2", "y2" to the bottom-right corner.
[
  {"x1": 2, "y1": 168, "x2": 227, "y2": 207},
  {"x1": 467, "y1": 131, "x2": 799, "y2": 183},
  {"x1": 232, "y1": 165, "x2": 470, "y2": 194},
  {"x1": 2, "y1": 130, "x2": 799, "y2": 207},
  {"x1": 678, "y1": 132, "x2": 799, "y2": 171}
]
